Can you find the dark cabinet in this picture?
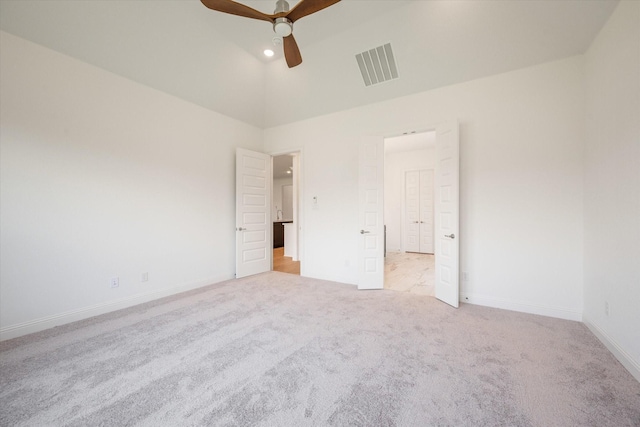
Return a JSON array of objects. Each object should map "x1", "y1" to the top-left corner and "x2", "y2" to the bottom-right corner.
[{"x1": 273, "y1": 221, "x2": 292, "y2": 248}]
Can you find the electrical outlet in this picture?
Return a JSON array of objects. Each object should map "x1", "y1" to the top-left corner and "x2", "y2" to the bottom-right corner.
[
  {"x1": 605, "y1": 301, "x2": 610, "y2": 317},
  {"x1": 110, "y1": 277, "x2": 119, "y2": 288},
  {"x1": 141, "y1": 272, "x2": 149, "y2": 282}
]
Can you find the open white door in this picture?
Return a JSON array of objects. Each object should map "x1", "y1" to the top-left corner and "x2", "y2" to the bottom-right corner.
[
  {"x1": 358, "y1": 136, "x2": 385, "y2": 290},
  {"x1": 419, "y1": 169, "x2": 435, "y2": 253},
  {"x1": 236, "y1": 148, "x2": 272, "y2": 278},
  {"x1": 405, "y1": 170, "x2": 420, "y2": 252},
  {"x1": 434, "y1": 121, "x2": 460, "y2": 307}
]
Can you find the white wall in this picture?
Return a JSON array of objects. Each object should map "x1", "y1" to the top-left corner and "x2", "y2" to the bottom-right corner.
[
  {"x1": 384, "y1": 147, "x2": 435, "y2": 252},
  {"x1": 583, "y1": 1, "x2": 640, "y2": 381},
  {"x1": 0, "y1": 32, "x2": 262, "y2": 339},
  {"x1": 264, "y1": 55, "x2": 585, "y2": 320}
]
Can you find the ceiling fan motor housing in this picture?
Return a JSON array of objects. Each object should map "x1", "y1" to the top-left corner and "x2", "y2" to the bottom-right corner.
[{"x1": 274, "y1": 0, "x2": 290, "y2": 14}]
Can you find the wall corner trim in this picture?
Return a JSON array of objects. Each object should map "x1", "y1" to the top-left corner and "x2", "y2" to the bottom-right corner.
[
  {"x1": 583, "y1": 316, "x2": 640, "y2": 383},
  {"x1": 460, "y1": 293, "x2": 582, "y2": 322}
]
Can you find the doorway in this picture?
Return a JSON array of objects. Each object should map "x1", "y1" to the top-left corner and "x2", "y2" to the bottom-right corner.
[
  {"x1": 383, "y1": 131, "x2": 436, "y2": 296},
  {"x1": 272, "y1": 152, "x2": 300, "y2": 275}
]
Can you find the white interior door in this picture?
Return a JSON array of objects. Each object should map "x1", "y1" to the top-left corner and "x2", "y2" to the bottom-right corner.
[
  {"x1": 236, "y1": 148, "x2": 272, "y2": 279},
  {"x1": 405, "y1": 170, "x2": 420, "y2": 252},
  {"x1": 419, "y1": 169, "x2": 434, "y2": 253},
  {"x1": 358, "y1": 136, "x2": 384, "y2": 290},
  {"x1": 434, "y1": 121, "x2": 460, "y2": 307}
]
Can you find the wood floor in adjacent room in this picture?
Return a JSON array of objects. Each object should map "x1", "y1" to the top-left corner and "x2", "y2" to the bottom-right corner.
[{"x1": 273, "y1": 247, "x2": 300, "y2": 275}]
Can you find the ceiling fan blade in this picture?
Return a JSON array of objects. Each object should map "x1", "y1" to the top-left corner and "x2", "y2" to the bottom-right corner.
[
  {"x1": 283, "y1": 34, "x2": 303, "y2": 68},
  {"x1": 200, "y1": 0, "x2": 274, "y2": 22},
  {"x1": 286, "y1": 0, "x2": 341, "y2": 22}
]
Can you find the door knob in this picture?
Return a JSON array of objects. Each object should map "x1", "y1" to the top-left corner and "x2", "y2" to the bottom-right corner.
[
  {"x1": 237, "y1": 227, "x2": 246, "y2": 231},
  {"x1": 360, "y1": 230, "x2": 370, "y2": 234},
  {"x1": 413, "y1": 221, "x2": 419, "y2": 223},
  {"x1": 444, "y1": 233, "x2": 455, "y2": 239}
]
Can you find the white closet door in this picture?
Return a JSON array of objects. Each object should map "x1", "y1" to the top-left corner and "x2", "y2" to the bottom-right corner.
[{"x1": 404, "y1": 169, "x2": 434, "y2": 254}]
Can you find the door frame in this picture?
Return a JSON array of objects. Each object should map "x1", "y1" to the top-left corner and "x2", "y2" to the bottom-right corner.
[
  {"x1": 269, "y1": 148, "x2": 304, "y2": 274},
  {"x1": 364, "y1": 120, "x2": 459, "y2": 305}
]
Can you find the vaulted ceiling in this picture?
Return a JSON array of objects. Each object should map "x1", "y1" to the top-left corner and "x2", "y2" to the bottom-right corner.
[{"x1": 0, "y1": 0, "x2": 619, "y2": 128}]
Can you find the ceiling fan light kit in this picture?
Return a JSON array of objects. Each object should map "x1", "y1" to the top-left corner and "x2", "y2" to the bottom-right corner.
[
  {"x1": 201, "y1": 0, "x2": 342, "y2": 68},
  {"x1": 273, "y1": 18, "x2": 293, "y2": 37}
]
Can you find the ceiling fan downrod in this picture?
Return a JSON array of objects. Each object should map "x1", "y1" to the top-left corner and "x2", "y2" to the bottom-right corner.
[{"x1": 274, "y1": 0, "x2": 290, "y2": 14}]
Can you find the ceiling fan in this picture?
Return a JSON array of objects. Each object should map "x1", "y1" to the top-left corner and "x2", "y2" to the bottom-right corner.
[{"x1": 201, "y1": 0, "x2": 341, "y2": 68}]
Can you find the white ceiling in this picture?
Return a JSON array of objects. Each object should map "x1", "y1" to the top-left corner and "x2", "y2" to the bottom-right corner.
[{"x1": 0, "y1": 0, "x2": 619, "y2": 129}]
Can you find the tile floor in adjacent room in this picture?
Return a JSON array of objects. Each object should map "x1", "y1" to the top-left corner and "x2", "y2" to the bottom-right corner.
[{"x1": 384, "y1": 251, "x2": 434, "y2": 296}]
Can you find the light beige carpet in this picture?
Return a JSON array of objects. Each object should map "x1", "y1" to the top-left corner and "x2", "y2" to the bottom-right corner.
[{"x1": 1, "y1": 272, "x2": 639, "y2": 426}]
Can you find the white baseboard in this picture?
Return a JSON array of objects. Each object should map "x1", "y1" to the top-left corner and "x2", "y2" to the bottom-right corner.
[
  {"x1": 0, "y1": 275, "x2": 234, "y2": 341},
  {"x1": 460, "y1": 293, "x2": 582, "y2": 321},
  {"x1": 583, "y1": 317, "x2": 640, "y2": 383}
]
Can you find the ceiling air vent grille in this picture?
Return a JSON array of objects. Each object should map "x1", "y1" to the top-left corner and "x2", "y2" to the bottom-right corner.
[{"x1": 355, "y1": 43, "x2": 399, "y2": 87}]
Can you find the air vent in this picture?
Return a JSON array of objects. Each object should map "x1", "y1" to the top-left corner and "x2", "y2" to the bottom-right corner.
[{"x1": 355, "y1": 43, "x2": 399, "y2": 87}]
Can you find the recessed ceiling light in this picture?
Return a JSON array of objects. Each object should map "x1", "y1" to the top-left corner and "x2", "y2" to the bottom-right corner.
[{"x1": 264, "y1": 49, "x2": 275, "y2": 57}]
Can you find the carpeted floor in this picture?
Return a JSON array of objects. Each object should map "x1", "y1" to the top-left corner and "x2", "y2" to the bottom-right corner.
[{"x1": 1, "y1": 272, "x2": 639, "y2": 426}]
